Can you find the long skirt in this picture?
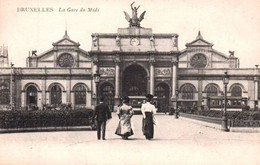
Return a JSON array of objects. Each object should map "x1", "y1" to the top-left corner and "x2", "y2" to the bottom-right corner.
[
  {"x1": 115, "y1": 114, "x2": 134, "y2": 137},
  {"x1": 142, "y1": 112, "x2": 154, "y2": 139}
]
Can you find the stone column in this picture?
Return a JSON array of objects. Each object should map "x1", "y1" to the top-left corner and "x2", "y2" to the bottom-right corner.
[
  {"x1": 198, "y1": 78, "x2": 203, "y2": 110},
  {"x1": 92, "y1": 60, "x2": 98, "y2": 107},
  {"x1": 21, "y1": 91, "x2": 26, "y2": 108},
  {"x1": 115, "y1": 62, "x2": 120, "y2": 98},
  {"x1": 41, "y1": 77, "x2": 46, "y2": 105},
  {"x1": 171, "y1": 61, "x2": 178, "y2": 98},
  {"x1": 92, "y1": 61, "x2": 98, "y2": 96},
  {"x1": 114, "y1": 55, "x2": 120, "y2": 108},
  {"x1": 66, "y1": 77, "x2": 71, "y2": 103},
  {"x1": 150, "y1": 62, "x2": 154, "y2": 95}
]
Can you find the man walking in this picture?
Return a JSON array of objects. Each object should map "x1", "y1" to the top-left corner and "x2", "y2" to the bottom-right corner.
[{"x1": 92, "y1": 97, "x2": 112, "y2": 140}]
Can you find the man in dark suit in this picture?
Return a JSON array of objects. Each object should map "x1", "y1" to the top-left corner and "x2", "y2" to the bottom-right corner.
[{"x1": 92, "y1": 97, "x2": 112, "y2": 140}]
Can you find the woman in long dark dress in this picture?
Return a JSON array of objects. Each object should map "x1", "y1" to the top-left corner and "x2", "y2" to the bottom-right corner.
[
  {"x1": 115, "y1": 96, "x2": 134, "y2": 140},
  {"x1": 141, "y1": 94, "x2": 156, "y2": 140}
]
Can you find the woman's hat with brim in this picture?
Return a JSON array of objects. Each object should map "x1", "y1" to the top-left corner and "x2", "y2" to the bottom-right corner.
[{"x1": 145, "y1": 94, "x2": 154, "y2": 100}]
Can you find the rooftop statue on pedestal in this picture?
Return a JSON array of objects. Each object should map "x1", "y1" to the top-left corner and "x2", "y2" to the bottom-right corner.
[{"x1": 124, "y1": 2, "x2": 146, "y2": 27}]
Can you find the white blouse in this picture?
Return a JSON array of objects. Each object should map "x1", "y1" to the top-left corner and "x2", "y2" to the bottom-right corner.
[{"x1": 141, "y1": 102, "x2": 156, "y2": 118}]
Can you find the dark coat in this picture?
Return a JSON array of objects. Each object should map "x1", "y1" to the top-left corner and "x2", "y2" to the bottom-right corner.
[{"x1": 92, "y1": 102, "x2": 111, "y2": 122}]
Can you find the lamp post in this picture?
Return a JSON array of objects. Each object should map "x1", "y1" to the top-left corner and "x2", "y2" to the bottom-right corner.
[
  {"x1": 175, "y1": 89, "x2": 179, "y2": 119},
  {"x1": 93, "y1": 71, "x2": 101, "y2": 105},
  {"x1": 222, "y1": 71, "x2": 230, "y2": 132},
  {"x1": 10, "y1": 62, "x2": 14, "y2": 111}
]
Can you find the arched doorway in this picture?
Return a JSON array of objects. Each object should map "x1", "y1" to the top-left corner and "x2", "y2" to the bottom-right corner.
[
  {"x1": 100, "y1": 83, "x2": 114, "y2": 111},
  {"x1": 122, "y1": 64, "x2": 147, "y2": 96},
  {"x1": 26, "y1": 86, "x2": 38, "y2": 106},
  {"x1": 50, "y1": 85, "x2": 62, "y2": 105},
  {"x1": 155, "y1": 83, "x2": 170, "y2": 113}
]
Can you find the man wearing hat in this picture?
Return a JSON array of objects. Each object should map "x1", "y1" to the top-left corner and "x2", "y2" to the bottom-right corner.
[
  {"x1": 141, "y1": 94, "x2": 157, "y2": 140},
  {"x1": 92, "y1": 97, "x2": 112, "y2": 140}
]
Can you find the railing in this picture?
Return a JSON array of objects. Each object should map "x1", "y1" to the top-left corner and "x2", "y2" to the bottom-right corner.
[
  {"x1": 180, "y1": 110, "x2": 260, "y2": 127},
  {"x1": 180, "y1": 112, "x2": 222, "y2": 124},
  {"x1": 0, "y1": 109, "x2": 94, "y2": 129}
]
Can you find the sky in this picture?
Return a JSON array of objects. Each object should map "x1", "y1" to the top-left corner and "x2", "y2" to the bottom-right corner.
[{"x1": 0, "y1": 0, "x2": 259, "y2": 68}]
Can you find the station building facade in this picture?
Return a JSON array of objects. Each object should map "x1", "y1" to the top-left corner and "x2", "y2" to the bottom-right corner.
[{"x1": 0, "y1": 11, "x2": 259, "y2": 112}]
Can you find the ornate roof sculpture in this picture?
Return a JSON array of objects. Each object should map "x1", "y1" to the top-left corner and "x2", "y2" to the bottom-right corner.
[{"x1": 124, "y1": 2, "x2": 146, "y2": 27}]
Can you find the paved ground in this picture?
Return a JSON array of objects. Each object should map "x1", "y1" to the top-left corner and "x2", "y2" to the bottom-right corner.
[{"x1": 0, "y1": 113, "x2": 260, "y2": 165}]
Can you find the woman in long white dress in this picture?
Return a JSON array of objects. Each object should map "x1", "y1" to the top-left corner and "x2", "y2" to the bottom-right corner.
[{"x1": 115, "y1": 96, "x2": 134, "y2": 140}]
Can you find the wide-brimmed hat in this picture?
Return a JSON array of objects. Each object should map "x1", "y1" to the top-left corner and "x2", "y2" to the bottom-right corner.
[
  {"x1": 121, "y1": 96, "x2": 130, "y2": 103},
  {"x1": 145, "y1": 94, "x2": 154, "y2": 100}
]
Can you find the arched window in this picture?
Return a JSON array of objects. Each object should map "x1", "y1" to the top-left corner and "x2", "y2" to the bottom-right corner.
[
  {"x1": 206, "y1": 86, "x2": 218, "y2": 97},
  {"x1": 181, "y1": 85, "x2": 194, "y2": 99},
  {"x1": 0, "y1": 81, "x2": 10, "y2": 105},
  {"x1": 231, "y1": 86, "x2": 242, "y2": 97},
  {"x1": 155, "y1": 83, "x2": 170, "y2": 112},
  {"x1": 74, "y1": 85, "x2": 86, "y2": 105},
  {"x1": 51, "y1": 85, "x2": 62, "y2": 105},
  {"x1": 100, "y1": 83, "x2": 114, "y2": 111},
  {"x1": 26, "y1": 85, "x2": 38, "y2": 106}
]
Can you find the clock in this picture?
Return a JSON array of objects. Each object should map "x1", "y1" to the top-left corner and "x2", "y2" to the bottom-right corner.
[
  {"x1": 57, "y1": 53, "x2": 74, "y2": 67},
  {"x1": 131, "y1": 38, "x2": 139, "y2": 46},
  {"x1": 190, "y1": 54, "x2": 207, "y2": 68}
]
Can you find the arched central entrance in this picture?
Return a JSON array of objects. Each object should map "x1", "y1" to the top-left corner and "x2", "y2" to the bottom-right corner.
[{"x1": 122, "y1": 64, "x2": 147, "y2": 96}]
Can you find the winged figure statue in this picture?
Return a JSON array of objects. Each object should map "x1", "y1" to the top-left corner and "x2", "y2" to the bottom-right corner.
[{"x1": 124, "y1": 2, "x2": 146, "y2": 27}]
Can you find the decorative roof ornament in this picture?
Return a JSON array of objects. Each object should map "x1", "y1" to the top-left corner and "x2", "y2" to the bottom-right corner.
[
  {"x1": 63, "y1": 30, "x2": 70, "y2": 39},
  {"x1": 229, "y1": 51, "x2": 235, "y2": 57},
  {"x1": 124, "y1": 2, "x2": 146, "y2": 27},
  {"x1": 196, "y1": 31, "x2": 203, "y2": 40}
]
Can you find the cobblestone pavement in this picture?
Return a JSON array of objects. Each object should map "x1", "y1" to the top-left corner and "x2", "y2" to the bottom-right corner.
[{"x1": 0, "y1": 113, "x2": 260, "y2": 165}]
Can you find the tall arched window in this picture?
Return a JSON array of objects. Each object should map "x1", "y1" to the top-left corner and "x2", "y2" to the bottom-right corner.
[
  {"x1": 206, "y1": 86, "x2": 218, "y2": 97},
  {"x1": 100, "y1": 83, "x2": 114, "y2": 111},
  {"x1": 74, "y1": 85, "x2": 86, "y2": 105},
  {"x1": 231, "y1": 86, "x2": 242, "y2": 97},
  {"x1": 181, "y1": 85, "x2": 194, "y2": 99},
  {"x1": 155, "y1": 83, "x2": 170, "y2": 112},
  {"x1": 0, "y1": 81, "x2": 10, "y2": 105},
  {"x1": 26, "y1": 85, "x2": 38, "y2": 106},
  {"x1": 51, "y1": 85, "x2": 62, "y2": 105}
]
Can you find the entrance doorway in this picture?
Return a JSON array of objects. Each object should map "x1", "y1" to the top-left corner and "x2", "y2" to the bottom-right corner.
[
  {"x1": 122, "y1": 64, "x2": 147, "y2": 96},
  {"x1": 155, "y1": 83, "x2": 170, "y2": 113}
]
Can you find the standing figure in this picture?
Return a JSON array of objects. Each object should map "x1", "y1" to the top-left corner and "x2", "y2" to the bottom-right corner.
[
  {"x1": 115, "y1": 96, "x2": 134, "y2": 140},
  {"x1": 131, "y1": 2, "x2": 140, "y2": 24},
  {"x1": 141, "y1": 94, "x2": 157, "y2": 140},
  {"x1": 92, "y1": 97, "x2": 112, "y2": 140}
]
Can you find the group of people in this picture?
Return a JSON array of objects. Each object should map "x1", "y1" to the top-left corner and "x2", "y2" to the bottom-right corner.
[{"x1": 91, "y1": 94, "x2": 156, "y2": 140}]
